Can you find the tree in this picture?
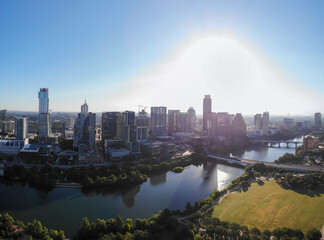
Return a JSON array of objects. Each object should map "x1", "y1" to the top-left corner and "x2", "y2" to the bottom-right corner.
[
  {"x1": 25, "y1": 220, "x2": 47, "y2": 239},
  {"x1": 114, "y1": 215, "x2": 124, "y2": 233},
  {"x1": 306, "y1": 228, "x2": 322, "y2": 240},
  {"x1": 253, "y1": 163, "x2": 266, "y2": 174},
  {"x1": 186, "y1": 202, "x2": 192, "y2": 211}
]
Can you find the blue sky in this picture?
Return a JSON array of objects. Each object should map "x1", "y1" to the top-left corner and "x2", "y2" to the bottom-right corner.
[{"x1": 0, "y1": 0, "x2": 323, "y2": 114}]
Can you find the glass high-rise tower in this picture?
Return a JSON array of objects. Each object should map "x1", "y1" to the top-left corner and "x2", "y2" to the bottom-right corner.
[{"x1": 38, "y1": 88, "x2": 51, "y2": 137}]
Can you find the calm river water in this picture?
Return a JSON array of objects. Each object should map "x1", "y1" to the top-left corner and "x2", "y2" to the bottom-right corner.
[
  {"x1": 232, "y1": 137, "x2": 303, "y2": 162},
  {"x1": 0, "y1": 162, "x2": 244, "y2": 236},
  {"x1": 0, "y1": 139, "x2": 301, "y2": 236}
]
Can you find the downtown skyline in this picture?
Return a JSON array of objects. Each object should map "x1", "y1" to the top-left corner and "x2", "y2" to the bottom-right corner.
[{"x1": 1, "y1": 0, "x2": 324, "y2": 114}]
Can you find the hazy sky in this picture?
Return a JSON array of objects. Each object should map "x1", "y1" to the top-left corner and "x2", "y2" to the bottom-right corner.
[{"x1": 1, "y1": 0, "x2": 323, "y2": 114}]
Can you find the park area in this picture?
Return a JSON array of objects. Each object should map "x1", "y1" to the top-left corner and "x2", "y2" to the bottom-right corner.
[{"x1": 212, "y1": 179, "x2": 324, "y2": 232}]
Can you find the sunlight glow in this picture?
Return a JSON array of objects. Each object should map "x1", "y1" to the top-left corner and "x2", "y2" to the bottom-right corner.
[{"x1": 96, "y1": 35, "x2": 323, "y2": 114}]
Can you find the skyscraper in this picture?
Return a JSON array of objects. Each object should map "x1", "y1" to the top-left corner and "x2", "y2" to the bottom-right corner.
[
  {"x1": 38, "y1": 88, "x2": 51, "y2": 137},
  {"x1": 186, "y1": 107, "x2": 197, "y2": 132},
  {"x1": 262, "y1": 112, "x2": 269, "y2": 135},
  {"x1": 38, "y1": 88, "x2": 49, "y2": 114},
  {"x1": 0, "y1": 109, "x2": 7, "y2": 133},
  {"x1": 314, "y1": 112, "x2": 322, "y2": 129},
  {"x1": 81, "y1": 100, "x2": 89, "y2": 114},
  {"x1": 0, "y1": 109, "x2": 7, "y2": 121},
  {"x1": 230, "y1": 113, "x2": 247, "y2": 137},
  {"x1": 167, "y1": 110, "x2": 180, "y2": 136},
  {"x1": 73, "y1": 102, "x2": 96, "y2": 149},
  {"x1": 101, "y1": 112, "x2": 124, "y2": 140},
  {"x1": 84, "y1": 113, "x2": 96, "y2": 149},
  {"x1": 203, "y1": 95, "x2": 212, "y2": 133},
  {"x1": 123, "y1": 111, "x2": 140, "y2": 152},
  {"x1": 151, "y1": 106, "x2": 167, "y2": 137},
  {"x1": 15, "y1": 117, "x2": 28, "y2": 140},
  {"x1": 254, "y1": 114, "x2": 262, "y2": 130}
]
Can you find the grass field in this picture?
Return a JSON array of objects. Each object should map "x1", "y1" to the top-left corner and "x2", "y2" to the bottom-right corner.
[{"x1": 212, "y1": 180, "x2": 324, "y2": 232}]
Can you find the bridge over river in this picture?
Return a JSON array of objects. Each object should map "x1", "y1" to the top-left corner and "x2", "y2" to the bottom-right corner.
[
  {"x1": 207, "y1": 153, "x2": 324, "y2": 172},
  {"x1": 252, "y1": 139, "x2": 303, "y2": 148}
]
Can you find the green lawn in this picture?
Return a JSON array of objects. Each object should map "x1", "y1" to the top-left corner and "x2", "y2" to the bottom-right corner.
[{"x1": 212, "y1": 180, "x2": 324, "y2": 232}]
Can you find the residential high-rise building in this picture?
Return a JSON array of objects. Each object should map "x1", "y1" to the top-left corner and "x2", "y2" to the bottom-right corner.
[
  {"x1": 4, "y1": 121, "x2": 15, "y2": 134},
  {"x1": 186, "y1": 107, "x2": 197, "y2": 132},
  {"x1": 137, "y1": 126, "x2": 148, "y2": 142},
  {"x1": 215, "y1": 112, "x2": 230, "y2": 137},
  {"x1": 203, "y1": 95, "x2": 212, "y2": 133},
  {"x1": 151, "y1": 106, "x2": 167, "y2": 137},
  {"x1": 137, "y1": 109, "x2": 150, "y2": 127},
  {"x1": 0, "y1": 110, "x2": 7, "y2": 133},
  {"x1": 63, "y1": 118, "x2": 75, "y2": 130},
  {"x1": 262, "y1": 112, "x2": 269, "y2": 135},
  {"x1": 206, "y1": 112, "x2": 217, "y2": 136},
  {"x1": 73, "y1": 102, "x2": 96, "y2": 149},
  {"x1": 123, "y1": 111, "x2": 140, "y2": 152},
  {"x1": 15, "y1": 117, "x2": 28, "y2": 140},
  {"x1": 101, "y1": 112, "x2": 124, "y2": 140},
  {"x1": 38, "y1": 88, "x2": 51, "y2": 137},
  {"x1": 0, "y1": 109, "x2": 7, "y2": 121},
  {"x1": 175, "y1": 112, "x2": 187, "y2": 133},
  {"x1": 230, "y1": 113, "x2": 247, "y2": 137},
  {"x1": 302, "y1": 135, "x2": 319, "y2": 152},
  {"x1": 38, "y1": 88, "x2": 49, "y2": 114},
  {"x1": 303, "y1": 121, "x2": 311, "y2": 130},
  {"x1": 167, "y1": 110, "x2": 180, "y2": 136},
  {"x1": 254, "y1": 114, "x2": 262, "y2": 130},
  {"x1": 314, "y1": 112, "x2": 322, "y2": 129},
  {"x1": 283, "y1": 118, "x2": 294, "y2": 129},
  {"x1": 84, "y1": 113, "x2": 96, "y2": 149}
]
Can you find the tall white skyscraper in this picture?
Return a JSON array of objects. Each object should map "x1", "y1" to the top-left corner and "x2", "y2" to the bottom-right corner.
[
  {"x1": 38, "y1": 88, "x2": 49, "y2": 113},
  {"x1": 38, "y1": 88, "x2": 51, "y2": 137},
  {"x1": 15, "y1": 117, "x2": 28, "y2": 140}
]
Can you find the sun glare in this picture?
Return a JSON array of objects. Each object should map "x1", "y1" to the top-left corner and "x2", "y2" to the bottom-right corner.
[{"x1": 102, "y1": 34, "x2": 320, "y2": 114}]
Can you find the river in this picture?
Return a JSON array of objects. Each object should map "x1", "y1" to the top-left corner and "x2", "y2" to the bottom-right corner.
[
  {"x1": 0, "y1": 162, "x2": 244, "y2": 237},
  {"x1": 0, "y1": 138, "x2": 301, "y2": 236},
  {"x1": 232, "y1": 137, "x2": 303, "y2": 162}
]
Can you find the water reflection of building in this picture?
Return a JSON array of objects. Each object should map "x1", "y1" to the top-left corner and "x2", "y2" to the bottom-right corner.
[
  {"x1": 150, "y1": 172, "x2": 167, "y2": 186},
  {"x1": 121, "y1": 185, "x2": 141, "y2": 208}
]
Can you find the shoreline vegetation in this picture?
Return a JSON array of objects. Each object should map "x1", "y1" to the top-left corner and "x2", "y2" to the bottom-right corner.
[
  {"x1": 2, "y1": 153, "x2": 204, "y2": 191},
  {"x1": 1, "y1": 142, "x2": 324, "y2": 239},
  {"x1": 1, "y1": 161, "x2": 323, "y2": 239},
  {"x1": 0, "y1": 163, "x2": 324, "y2": 240}
]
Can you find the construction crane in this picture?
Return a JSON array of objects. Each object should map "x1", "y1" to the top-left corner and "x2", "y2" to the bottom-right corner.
[{"x1": 131, "y1": 105, "x2": 144, "y2": 113}]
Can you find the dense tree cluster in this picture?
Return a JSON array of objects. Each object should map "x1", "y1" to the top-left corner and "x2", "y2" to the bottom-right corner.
[
  {"x1": 3, "y1": 154, "x2": 204, "y2": 190},
  {"x1": 75, "y1": 209, "x2": 192, "y2": 240},
  {"x1": 4, "y1": 165, "x2": 60, "y2": 188},
  {"x1": 201, "y1": 215, "x2": 322, "y2": 240},
  {"x1": 0, "y1": 213, "x2": 65, "y2": 240},
  {"x1": 279, "y1": 172, "x2": 324, "y2": 192},
  {"x1": 275, "y1": 153, "x2": 304, "y2": 164}
]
